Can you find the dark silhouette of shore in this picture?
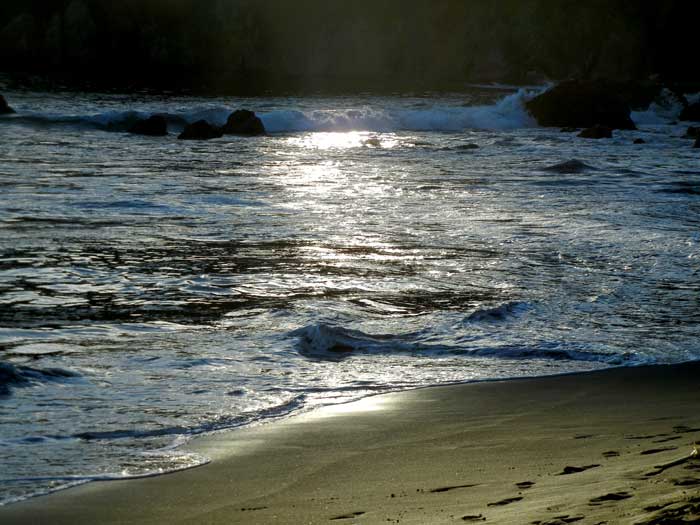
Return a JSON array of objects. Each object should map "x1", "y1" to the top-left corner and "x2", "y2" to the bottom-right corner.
[{"x1": 1, "y1": 1, "x2": 699, "y2": 94}]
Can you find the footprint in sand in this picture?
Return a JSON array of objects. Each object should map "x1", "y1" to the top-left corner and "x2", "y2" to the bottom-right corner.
[
  {"x1": 640, "y1": 446, "x2": 678, "y2": 455},
  {"x1": 487, "y1": 496, "x2": 523, "y2": 507},
  {"x1": 673, "y1": 477, "x2": 700, "y2": 487},
  {"x1": 429, "y1": 483, "x2": 479, "y2": 493},
  {"x1": 589, "y1": 491, "x2": 632, "y2": 505},
  {"x1": 558, "y1": 464, "x2": 600, "y2": 475},
  {"x1": 602, "y1": 451, "x2": 619, "y2": 458},
  {"x1": 653, "y1": 435, "x2": 682, "y2": 444},
  {"x1": 532, "y1": 516, "x2": 584, "y2": 525},
  {"x1": 516, "y1": 481, "x2": 535, "y2": 489},
  {"x1": 673, "y1": 425, "x2": 700, "y2": 434},
  {"x1": 330, "y1": 511, "x2": 365, "y2": 520},
  {"x1": 461, "y1": 514, "x2": 486, "y2": 522}
]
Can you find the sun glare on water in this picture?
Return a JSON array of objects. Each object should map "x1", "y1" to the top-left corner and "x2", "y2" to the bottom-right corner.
[{"x1": 287, "y1": 131, "x2": 399, "y2": 150}]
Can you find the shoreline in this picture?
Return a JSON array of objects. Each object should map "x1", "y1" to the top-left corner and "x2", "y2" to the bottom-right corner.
[{"x1": 2, "y1": 362, "x2": 700, "y2": 524}]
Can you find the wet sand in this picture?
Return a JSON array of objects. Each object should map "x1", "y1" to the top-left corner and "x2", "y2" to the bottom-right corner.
[{"x1": 2, "y1": 362, "x2": 699, "y2": 524}]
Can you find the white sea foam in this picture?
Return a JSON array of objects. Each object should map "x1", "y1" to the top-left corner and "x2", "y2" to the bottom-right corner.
[
  {"x1": 262, "y1": 89, "x2": 538, "y2": 133},
  {"x1": 6, "y1": 89, "x2": 540, "y2": 133},
  {"x1": 631, "y1": 89, "x2": 686, "y2": 125}
]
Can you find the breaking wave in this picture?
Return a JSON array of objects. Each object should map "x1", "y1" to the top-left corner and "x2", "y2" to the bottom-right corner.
[
  {"x1": 1, "y1": 89, "x2": 539, "y2": 133},
  {"x1": 291, "y1": 323, "x2": 639, "y2": 365},
  {"x1": 631, "y1": 89, "x2": 687, "y2": 125},
  {"x1": 465, "y1": 301, "x2": 532, "y2": 322},
  {"x1": 0, "y1": 362, "x2": 79, "y2": 396},
  {"x1": 262, "y1": 89, "x2": 537, "y2": 132}
]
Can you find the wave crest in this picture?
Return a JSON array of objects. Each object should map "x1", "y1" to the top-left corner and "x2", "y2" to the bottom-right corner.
[
  {"x1": 290, "y1": 322, "x2": 637, "y2": 365},
  {"x1": 0, "y1": 361, "x2": 79, "y2": 396},
  {"x1": 466, "y1": 301, "x2": 531, "y2": 322},
  {"x1": 3, "y1": 89, "x2": 540, "y2": 133}
]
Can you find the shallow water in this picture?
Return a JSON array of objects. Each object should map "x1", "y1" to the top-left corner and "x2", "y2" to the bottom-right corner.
[{"x1": 1, "y1": 87, "x2": 699, "y2": 504}]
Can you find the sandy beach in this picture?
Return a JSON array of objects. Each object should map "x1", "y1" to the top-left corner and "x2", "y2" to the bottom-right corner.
[{"x1": 2, "y1": 362, "x2": 699, "y2": 524}]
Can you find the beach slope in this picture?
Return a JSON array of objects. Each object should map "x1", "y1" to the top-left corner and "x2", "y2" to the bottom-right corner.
[{"x1": 2, "y1": 363, "x2": 699, "y2": 524}]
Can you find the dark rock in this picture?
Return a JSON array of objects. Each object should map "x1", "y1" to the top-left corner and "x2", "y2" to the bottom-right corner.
[
  {"x1": 128, "y1": 115, "x2": 167, "y2": 136},
  {"x1": 178, "y1": 120, "x2": 223, "y2": 141},
  {"x1": 578, "y1": 125, "x2": 613, "y2": 139},
  {"x1": 633, "y1": 138, "x2": 646, "y2": 144},
  {"x1": 680, "y1": 102, "x2": 700, "y2": 122},
  {"x1": 560, "y1": 127, "x2": 578, "y2": 133},
  {"x1": 0, "y1": 94, "x2": 15, "y2": 114},
  {"x1": 684, "y1": 126, "x2": 700, "y2": 139},
  {"x1": 222, "y1": 109, "x2": 265, "y2": 136},
  {"x1": 456, "y1": 143, "x2": 479, "y2": 150},
  {"x1": 526, "y1": 80, "x2": 636, "y2": 130}
]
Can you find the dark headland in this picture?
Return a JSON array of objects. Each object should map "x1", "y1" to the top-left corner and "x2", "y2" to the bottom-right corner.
[{"x1": 1, "y1": 1, "x2": 699, "y2": 94}]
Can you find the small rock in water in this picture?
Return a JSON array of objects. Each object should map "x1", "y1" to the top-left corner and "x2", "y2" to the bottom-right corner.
[
  {"x1": 680, "y1": 102, "x2": 700, "y2": 122},
  {"x1": 363, "y1": 137, "x2": 382, "y2": 147},
  {"x1": 685, "y1": 126, "x2": 700, "y2": 139},
  {"x1": 178, "y1": 120, "x2": 223, "y2": 140},
  {"x1": 578, "y1": 125, "x2": 613, "y2": 139},
  {"x1": 0, "y1": 94, "x2": 15, "y2": 114},
  {"x1": 222, "y1": 109, "x2": 265, "y2": 136},
  {"x1": 456, "y1": 143, "x2": 479, "y2": 150},
  {"x1": 543, "y1": 159, "x2": 595, "y2": 174},
  {"x1": 128, "y1": 115, "x2": 168, "y2": 136},
  {"x1": 633, "y1": 138, "x2": 646, "y2": 144}
]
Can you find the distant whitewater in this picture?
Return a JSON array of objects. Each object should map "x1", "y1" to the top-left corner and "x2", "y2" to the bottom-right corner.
[
  {"x1": 6, "y1": 86, "x2": 697, "y2": 134},
  {"x1": 5, "y1": 88, "x2": 540, "y2": 134}
]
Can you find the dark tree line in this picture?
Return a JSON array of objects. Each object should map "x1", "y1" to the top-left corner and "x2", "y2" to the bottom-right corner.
[{"x1": 1, "y1": 0, "x2": 697, "y2": 93}]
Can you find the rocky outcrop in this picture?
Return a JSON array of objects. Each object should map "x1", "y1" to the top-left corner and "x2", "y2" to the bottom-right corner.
[
  {"x1": 178, "y1": 120, "x2": 223, "y2": 140},
  {"x1": 0, "y1": 94, "x2": 15, "y2": 114},
  {"x1": 578, "y1": 125, "x2": 613, "y2": 139},
  {"x1": 128, "y1": 115, "x2": 167, "y2": 136},
  {"x1": 680, "y1": 103, "x2": 700, "y2": 122},
  {"x1": 526, "y1": 80, "x2": 636, "y2": 130},
  {"x1": 222, "y1": 110, "x2": 265, "y2": 136}
]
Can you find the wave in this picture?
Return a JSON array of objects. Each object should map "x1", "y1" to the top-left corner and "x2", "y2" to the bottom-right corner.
[
  {"x1": 631, "y1": 89, "x2": 687, "y2": 125},
  {"x1": 2, "y1": 106, "x2": 231, "y2": 132},
  {"x1": 1, "y1": 89, "x2": 539, "y2": 133},
  {"x1": 465, "y1": 301, "x2": 531, "y2": 322},
  {"x1": 262, "y1": 89, "x2": 537, "y2": 132},
  {"x1": 3, "y1": 87, "x2": 698, "y2": 132},
  {"x1": 292, "y1": 323, "x2": 415, "y2": 359},
  {"x1": 291, "y1": 323, "x2": 638, "y2": 365},
  {"x1": 0, "y1": 361, "x2": 79, "y2": 396}
]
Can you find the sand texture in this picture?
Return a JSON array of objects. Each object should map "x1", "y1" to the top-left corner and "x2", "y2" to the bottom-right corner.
[{"x1": 1, "y1": 363, "x2": 699, "y2": 524}]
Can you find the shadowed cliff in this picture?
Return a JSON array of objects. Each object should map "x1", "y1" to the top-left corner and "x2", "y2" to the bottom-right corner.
[{"x1": 1, "y1": 0, "x2": 698, "y2": 93}]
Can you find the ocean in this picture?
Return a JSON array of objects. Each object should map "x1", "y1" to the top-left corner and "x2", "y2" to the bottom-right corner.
[{"x1": 1, "y1": 86, "x2": 698, "y2": 504}]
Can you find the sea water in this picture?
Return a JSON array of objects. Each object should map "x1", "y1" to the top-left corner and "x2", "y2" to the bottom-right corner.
[{"x1": 1, "y1": 86, "x2": 699, "y2": 504}]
